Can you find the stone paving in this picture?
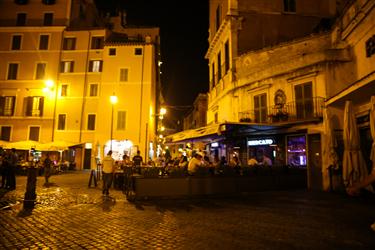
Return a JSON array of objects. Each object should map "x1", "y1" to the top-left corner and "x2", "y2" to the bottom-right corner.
[{"x1": 1, "y1": 171, "x2": 375, "y2": 249}]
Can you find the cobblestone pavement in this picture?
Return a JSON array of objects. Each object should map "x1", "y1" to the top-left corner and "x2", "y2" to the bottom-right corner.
[{"x1": 1, "y1": 171, "x2": 375, "y2": 249}]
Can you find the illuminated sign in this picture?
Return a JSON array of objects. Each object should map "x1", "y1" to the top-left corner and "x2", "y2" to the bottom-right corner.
[
  {"x1": 211, "y1": 142, "x2": 219, "y2": 148},
  {"x1": 247, "y1": 139, "x2": 274, "y2": 146}
]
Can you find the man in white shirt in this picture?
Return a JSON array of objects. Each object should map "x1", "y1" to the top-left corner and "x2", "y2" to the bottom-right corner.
[
  {"x1": 188, "y1": 152, "x2": 203, "y2": 174},
  {"x1": 102, "y1": 150, "x2": 115, "y2": 196}
]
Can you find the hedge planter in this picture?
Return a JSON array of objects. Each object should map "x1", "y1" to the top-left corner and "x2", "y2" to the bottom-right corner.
[{"x1": 131, "y1": 168, "x2": 307, "y2": 199}]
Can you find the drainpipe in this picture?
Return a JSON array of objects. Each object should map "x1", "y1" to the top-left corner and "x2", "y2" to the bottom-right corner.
[
  {"x1": 79, "y1": 31, "x2": 91, "y2": 144},
  {"x1": 138, "y1": 45, "x2": 145, "y2": 153},
  {"x1": 51, "y1": 28, "x2": 65, "y2": 141}
]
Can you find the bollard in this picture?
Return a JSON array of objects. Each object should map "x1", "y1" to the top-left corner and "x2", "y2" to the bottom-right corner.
[{"x1": 23, "y1": 165, "x2": 38, "y2": 209}]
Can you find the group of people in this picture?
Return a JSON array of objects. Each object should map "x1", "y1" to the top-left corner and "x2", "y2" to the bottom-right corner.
[
  {"x1": 0, "y1": 148, "x2": 18, "y2": 190},
  {"x1": 96, "y1": 150, "x2": 144, "y2": 196}
]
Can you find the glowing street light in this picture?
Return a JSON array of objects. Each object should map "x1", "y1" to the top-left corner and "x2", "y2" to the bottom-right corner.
[{"x1": 110, "y1": 94, "x2": 118, "y2": 150}]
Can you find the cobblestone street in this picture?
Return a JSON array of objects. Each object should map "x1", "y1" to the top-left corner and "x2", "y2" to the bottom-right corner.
[{"x1": 1, "y1": 171, "x2": 375, "y2": 249}]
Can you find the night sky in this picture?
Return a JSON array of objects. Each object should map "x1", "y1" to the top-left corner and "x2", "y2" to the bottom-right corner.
[{"x1": 95, "y1": 0, "x2": 209, "y2": 119}]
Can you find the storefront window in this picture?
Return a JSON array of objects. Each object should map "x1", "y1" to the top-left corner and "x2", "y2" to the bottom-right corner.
[{"x1": 287, "y1": 135, "x2": 306, "y2": 166}]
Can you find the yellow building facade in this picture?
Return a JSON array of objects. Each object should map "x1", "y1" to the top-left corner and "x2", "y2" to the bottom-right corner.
[{"x1": 0, "y1": 0, "x2": 161, "y2": 168}]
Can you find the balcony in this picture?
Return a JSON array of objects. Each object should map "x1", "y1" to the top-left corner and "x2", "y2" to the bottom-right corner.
[{"x1": 239, "y1": 97, "x2": 324, "y2": 124}]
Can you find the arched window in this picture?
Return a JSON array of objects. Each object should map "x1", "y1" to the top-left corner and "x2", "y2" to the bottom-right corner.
[
  {"x1": 42, "y1": 0, "x2": 56, "y2": 5},
  {"x1": 14, "y1": 0, "x2": 28, "y2": 5}
]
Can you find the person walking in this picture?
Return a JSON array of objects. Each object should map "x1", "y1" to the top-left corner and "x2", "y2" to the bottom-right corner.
[
  {"x1": 7, "y1": 148, "x2": 18, "y2": 190},
  {"x1": 43, "y1": 153, "x2": 52, "y2": 185},
  {"x1": 102, "y1": 150, "x2": 115, "y2": 196}
]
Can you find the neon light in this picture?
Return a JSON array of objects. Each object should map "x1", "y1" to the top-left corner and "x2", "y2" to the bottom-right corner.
[
  {"x1": 248, "y1": 139, "x2": 274, "y2": 146},
  {"x1": 211, "y1": 142, "x2": 219, "y2": 148}
]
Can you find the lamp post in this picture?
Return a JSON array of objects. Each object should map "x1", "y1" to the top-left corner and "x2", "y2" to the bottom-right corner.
[
  {"x1": 156, "y1": 107, "x2": 167, "y2": 157},
  {"x1": 110, "y1": 94, "x2": 118, "y2": 151}
]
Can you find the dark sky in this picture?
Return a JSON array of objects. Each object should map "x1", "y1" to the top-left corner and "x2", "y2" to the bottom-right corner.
[{"x1": 95, "y1": 0, "x2": 209, "y2": 114}]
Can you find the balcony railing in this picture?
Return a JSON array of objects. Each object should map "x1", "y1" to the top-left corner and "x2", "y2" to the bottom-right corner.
[{"x1": 239, "y1": 97, "x2": 324, "y2": 124}]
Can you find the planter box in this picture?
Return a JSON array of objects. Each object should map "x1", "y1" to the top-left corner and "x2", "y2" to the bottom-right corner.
[{"x1": 132, "y1": 169, "x2": 307, "y2": 199}]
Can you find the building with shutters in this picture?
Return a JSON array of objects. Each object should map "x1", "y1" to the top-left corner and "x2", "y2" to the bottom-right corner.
[{"x1": 0, "y1": 0, "x2": 161, "y2": 168}]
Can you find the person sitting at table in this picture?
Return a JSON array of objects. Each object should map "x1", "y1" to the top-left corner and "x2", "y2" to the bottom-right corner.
[
  {"x1": 178, "y1": 155, "x2": 188, "y2": 170},
  {"x1": 121, "y1": 154, "x2": 131, "y2": 168},
  {"x1": 188, "y1": 152, "x2": 203, "y2": 175}
]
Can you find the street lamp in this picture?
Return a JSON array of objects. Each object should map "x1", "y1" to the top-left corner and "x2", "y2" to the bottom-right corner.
[{"x1": 110, "y1": 94, "x2": 118, "y2": 151}]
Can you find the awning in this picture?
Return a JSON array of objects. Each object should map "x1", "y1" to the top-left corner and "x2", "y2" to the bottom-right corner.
[
  {"x1": 4, "y1": 140, "x2": 80, "y2": 151},
  {"x1": 38, "y1": 141, "x2": 80, "y2": 151},
  {"x1": 166, "y1": 124, "x2": 223, "y2": 144},
  {"x1": 4, "y1": 140, "x2": 42, "y2": 150},
  {"x1": 166, "y1": 122, "x2": 289, "y2": 144}
]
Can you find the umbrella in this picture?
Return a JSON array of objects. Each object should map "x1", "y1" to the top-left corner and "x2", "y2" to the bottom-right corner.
[
  {"x1": 39, "y1": 140, "x2": 78, "y2": 151},
  {"x1": 370, "y1": 96, "x2": 375, "y2": 168},
  {"x1": 0, "y1": 140, "x2": 9, "y2": 148},
  {"x1": 323, "y1": 108, "x2": 338, "y2": 169},
  {"x1": 322, "y1": 108, "x2": 338, "y2": 191},
  {"x1": 342, "y1": 101, "x2": 373, "y2": 192},
  {"x1": 4, "y1": 140, "x2": 42, "y2": 150}
]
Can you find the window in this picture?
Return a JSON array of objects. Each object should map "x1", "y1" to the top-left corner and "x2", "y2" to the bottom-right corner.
[
  {"x1": 117, "y1": 111, "x2": 126, "y2": 130},
  {"x1": 217, "y1": 52, "x2": 222, "y2": 81},
  {"x1": 57, "y1": 114, "x2": 66, "y2": 130},
  {"x1": 88, "y1": 60, "x2": 103, "y2": 72},
  {"x1": 16, "y1": 13, "x2": 26, "y2": 26},
  {"x1": 119, "y1": 68, "x2": 128, "y2": 82},
  {"x1": 39, "y1": 35, "x2": 49, "y2": 50},
  {"x1": 0, "y1": 96, "x2": 16, "y2": 116},
  {"x1": 212, "y1": 63, "x2": 216, "y2": 87},
  {"x1": 295, "y1": 82, "x2": 313, "y2": 119},
  {"x1": 7, "y1": 63, "x2": 18, "y2": 80},
  {"x1": 134, "y1": 48, "x2": 142, "y2": 55},
  {"x1": 87, "y1": 114, "x2": 96, "y2": 130},
  {"x1": 60, "y1": 84, "x2": 68, "y2": 96},
  {"x1": 11, "y1": 35, "x2": 22, "y2": 50},
  {"x1": 43, "y1": 13, "x2": 53, "y2": 26},
  {"x1": 0, "y1": 126, "x2": 11, "y2": 141},
  {"x1": 60, "y1": 61, "x2": 74, "y2": 73},
  {"x1": 15, "y1": 0, "x2": 28, "y2": 5},
  {"x1": 63, "y1": 37, "x2": 76, "y2": 50},
  {"x1": 254, "y1": 94, "x2": 267, "y2": 123},
  {"x1": 284, "y1": 0, "x2": 296, "y2": 13},
  {"x1": 224, "y1": 40, "x2": 230, "y2": 73},
  {"x1": 216, "y1": 5, "x2": 221, "y2": 31},
  {"x1": 89, "y1": 84, "x2": 98, "y2": 96},
  {"x1": 91, "y1": 36, "x2": 104, "y2": 49},
  {"x1": 25, "y1": 96, "x2": 44, "y2": 117},
  {"x1": 42, "y1": 0, "x2": 56, "y2": 5},
  {"x1": 35, "y1": 63, "x2": 46, "y2": 79},
  {"x1": 109, "y1": 48, "x2": 116, "y2": 56},
  {"x1": 29, "y1": 126, "x2": 40, "y2": 141}
]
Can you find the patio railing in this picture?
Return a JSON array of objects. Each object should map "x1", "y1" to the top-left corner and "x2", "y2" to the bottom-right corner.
[{"x1": 239, "y1": 97, "x2": 324, "y2": 124}]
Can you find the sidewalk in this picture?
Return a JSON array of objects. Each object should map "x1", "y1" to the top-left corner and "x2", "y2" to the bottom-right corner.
[{"x1": 1, "y1": 171, "x2": 375, "y2": 249}]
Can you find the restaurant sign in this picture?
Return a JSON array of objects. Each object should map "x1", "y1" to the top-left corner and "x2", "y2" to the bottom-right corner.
[{"x1": 247, "y1": 139, "x2": 274, "y2": 146}]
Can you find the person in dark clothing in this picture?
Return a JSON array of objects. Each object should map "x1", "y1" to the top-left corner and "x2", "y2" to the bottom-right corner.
[
  {"x1": 1, "y1": 149, "x2": 8, "y2": 188},
  {"x1": 43, "y1": 153, "x2": 52, "y2": 185},
  {"x1": 132, "y1": 150, "x2": 143, "y2": 174},
  {"x1": 7, "y1": 148, "x2": 18, "y2": 190}
]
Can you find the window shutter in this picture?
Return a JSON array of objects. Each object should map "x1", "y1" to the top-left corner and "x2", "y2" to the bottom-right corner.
[
  {"x1": 39, "y1": 97, "x2": 44, "y2": 116},
  {"x1": 0, "y1": 97, "x2": 5, "y2": 116},
  {"x1": 25, "y1": 97, "x2": 32, "y2": 116}
]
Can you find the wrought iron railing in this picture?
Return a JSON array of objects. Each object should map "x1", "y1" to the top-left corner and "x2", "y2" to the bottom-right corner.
[{"x1": 239, "y1": 97, "x2": 324, "y2": 123}]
